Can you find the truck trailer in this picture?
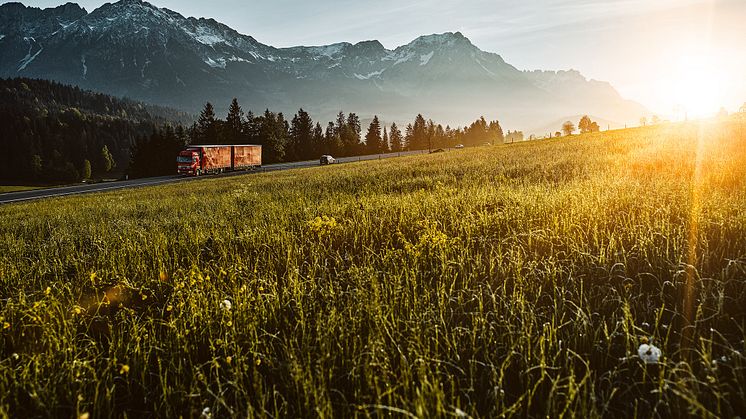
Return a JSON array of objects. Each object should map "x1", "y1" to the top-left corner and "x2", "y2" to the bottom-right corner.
[{"x1": 177, "y1": 145, "x2": 262, "y2": 176}]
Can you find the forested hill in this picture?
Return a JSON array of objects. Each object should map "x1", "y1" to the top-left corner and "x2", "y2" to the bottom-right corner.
[{"x1": 0, "y1": 78, "x2": 192, "y2": 183}]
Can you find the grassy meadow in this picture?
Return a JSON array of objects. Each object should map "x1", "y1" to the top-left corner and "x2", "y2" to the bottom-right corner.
[
  {"x1": 1, "y1": 117, "x2": 746, "y2": 417},
  {"x1": 0, "y1": 186, "x2": 44, "y2": 194}
]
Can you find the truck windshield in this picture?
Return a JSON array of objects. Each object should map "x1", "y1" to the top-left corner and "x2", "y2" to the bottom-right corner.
[{"x1": 177, "y1": 156, "x2": 194, "y2": 163}]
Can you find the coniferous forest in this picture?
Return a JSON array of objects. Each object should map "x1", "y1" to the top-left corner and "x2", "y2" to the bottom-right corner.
[
  {"x1": 0, "y1": 78, "x2": 192, "y2": 183},
  {"x1": 2, "y1": 78, "x2": 506, "y2": 183}
]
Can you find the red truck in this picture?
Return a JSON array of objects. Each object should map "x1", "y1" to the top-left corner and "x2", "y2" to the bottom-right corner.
[{"x1": 177, "y1": 145, "x2": 262, "y2": 176}]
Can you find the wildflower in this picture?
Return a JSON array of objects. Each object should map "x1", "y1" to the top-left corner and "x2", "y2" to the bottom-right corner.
[
  {"x1": 201, "y1": 407, "x2": 212, "y2": 419},
  {"x1": 220, "y1": 299, "x2": 232, "y2": 311},
  {"x1": 159, "y1": 271, "x2": 168, "y2": 282},
  {"x1": 89, "y1": 272, "x2": 97, "y2": 283},
  {"x1": 119, "y1": 364, "x2": 130, "y2": 375},
  {"x1": 44, "y1": 287, "x2": 51, "y2": 296},
  {"x1": 79, "y1": 413, "x2": 90, "y2": 419},
  {"x1": 11, "y1": 353, "x2": 19, "y2": 360},
  {"x1": 72, "y1": 306, "x2": 84, "y2": 316},
  {"x1": 638, "y1": 343, "x2": 662, "y2": 364},
  {"x1": 3, "y1": 322, "x2": 9, "y2": 330},
  {"x1": 226, "y1": 356, "x2": 232, "y2": 365},
  {"x1": 166, "y1": 305, "x2": 173, "y2": 312}
]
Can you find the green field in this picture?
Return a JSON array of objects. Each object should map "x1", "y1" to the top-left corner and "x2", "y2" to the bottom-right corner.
[
  {"x1": 1, "y1": 118, "x2": 745, "y2": 417},
  {"x1": 0, "y1": 186, "x2": 44, "y2": 194}
]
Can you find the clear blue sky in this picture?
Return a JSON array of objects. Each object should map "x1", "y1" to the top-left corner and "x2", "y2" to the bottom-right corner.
[{"x1": 14, "y1": 0, "x2": 746, "y2": 116}]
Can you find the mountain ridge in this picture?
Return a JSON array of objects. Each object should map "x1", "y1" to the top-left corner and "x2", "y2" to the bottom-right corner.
[{"x1": 0, "y1": 0, "x2": 647, "y2": 131}]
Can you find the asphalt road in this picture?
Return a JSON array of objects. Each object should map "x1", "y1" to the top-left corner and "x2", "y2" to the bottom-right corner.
[{"x1": 0, "y1": 150, "x2": 429, "y2": 205}]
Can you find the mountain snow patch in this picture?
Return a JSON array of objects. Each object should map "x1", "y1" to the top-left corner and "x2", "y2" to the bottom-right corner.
[
  {"x1": 420, "y1": 51, "x2": 434, "y2": 66},
  {"x1": 204, "y1": 57, "x2": 226, "y2": 68},
  {"x1": 0, "y1": 35, "x2": 5, "y2": 41},
  {"x1": 354, "y1": 69, "x2": 385, "y2": 80},
  {"x1": 195, "y1": 33, "x2": 225, "y2": 46},
  {"x1": 308, "y1": 43, "x2": 346, "y2": 58},
  {"x1": 394, "y1": 52, "x2": 415, "y2": 66},
  {"x1": 228, "y1": 55, "x2": 250, "y2": 63},
  {"x1": 18, "y1": 40, "x2": 43, "y2": 72}
]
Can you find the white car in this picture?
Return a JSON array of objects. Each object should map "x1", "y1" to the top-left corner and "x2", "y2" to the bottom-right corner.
[
  {"x1": 320, "y1": 155, "x2": 336, "y2": 165},
  {"x1": 455, "y1": 144, "x2": 465, "y2": 149}
]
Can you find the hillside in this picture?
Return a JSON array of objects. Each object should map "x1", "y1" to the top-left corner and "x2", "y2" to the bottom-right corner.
[
  {"x1": 0, "y1": 77, "x2": 191, "y2": 183},
  {"x1": 0, "y1": 1, "x2": 647, "y2": 129},
  {"x1": 1, "y1": 117, "x2": 745, "y2": 417}
]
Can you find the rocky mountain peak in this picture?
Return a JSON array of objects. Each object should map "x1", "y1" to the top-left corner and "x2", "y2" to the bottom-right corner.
[{"x1": 0, "y1": 1, "x2": 647, "y2": 131}]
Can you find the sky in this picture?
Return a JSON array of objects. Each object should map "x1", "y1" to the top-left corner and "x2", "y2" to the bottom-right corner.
[{"x1": 18, "y1": 0, "x2": 746, "y2": 117}]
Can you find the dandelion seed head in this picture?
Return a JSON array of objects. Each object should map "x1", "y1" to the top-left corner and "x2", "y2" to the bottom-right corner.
[
  {"x1": 638, "y1": 343, "x2": 662, "y2": 364},
  {"x1": 220, "y1": 299, "x2": 232, "y2": 311}
]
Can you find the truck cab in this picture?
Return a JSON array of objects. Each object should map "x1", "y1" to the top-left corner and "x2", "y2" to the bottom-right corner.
[{"x1": 177, "y1": 149, "x2": 201, "y2": 176}]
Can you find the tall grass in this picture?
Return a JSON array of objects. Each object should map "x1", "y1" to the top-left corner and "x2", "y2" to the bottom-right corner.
[{"x1": 1, "y1": 118, "x2": 745, "y2": 417}]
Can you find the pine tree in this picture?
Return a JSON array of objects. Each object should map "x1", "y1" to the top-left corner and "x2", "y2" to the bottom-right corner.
[
  {"x1": 196, "y1": 102, "x2": 219, "y2": 144},
  {"x1": 100, "y1": 145, "x2": 115, "y2": 172},
  {"x1": 365, "y1": 116, "x2": 382, "y2": 154},
  {"x1": 312, "y1": 122, "x2": 324, "y2": 158},
  {"x1": 325, "y1": 121, "x2": 340, "y2": 155},
  {"x1": 225, "y1": 98, "x2": 244, "y2": 144},
  {"x1": 410, "y1": 115, "x2": 427, "y2": 150},
  {"x1": 289, "y1": 108, "x2": 314, "y2": 161},
  {"x1": 404, "y1": 123, "x2": 414, "y2": 151},
  {"x1": 382, "y1": 126, "x2": 389, "y2": 153},
  {"x1": 389, "y1": 123, "x2": 403, "y2": 152},
  {"x1": 82, "y1": 159, "x2": 91, "y2": 180}
]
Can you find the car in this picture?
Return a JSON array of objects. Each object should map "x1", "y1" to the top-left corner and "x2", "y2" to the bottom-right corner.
[
  {"x1": 454, "y1": 144, "x2": 465, "y2": 149},
  {"x1": 320, "y1": 155, "x2": 336, "y2": 165}
]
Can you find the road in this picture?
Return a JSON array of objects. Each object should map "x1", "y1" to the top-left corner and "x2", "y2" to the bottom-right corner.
[{"x1": 0, "y1": 150, "x2": 429, "y2": 205}]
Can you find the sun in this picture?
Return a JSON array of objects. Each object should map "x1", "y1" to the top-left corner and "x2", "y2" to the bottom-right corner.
[{"x1": 660, "y1": 53, "x2": 727, "y2": 119}]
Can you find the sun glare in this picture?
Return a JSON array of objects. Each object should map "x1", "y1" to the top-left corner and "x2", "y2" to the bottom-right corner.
[{"x1": 660, "y1": 53, "x2": 727, "y2": 119}]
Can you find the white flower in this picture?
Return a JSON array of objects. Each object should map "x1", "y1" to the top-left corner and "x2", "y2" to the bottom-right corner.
[
  {"x1": 201, "y1": 407, "x2": 212, "y2": 419},
  {"x1": 638, "y1": 343, "x2": 662, "y2": 364},
  {"x1": 454, "y1": 407, "x2": 470, "y2": 417},
  {"x1": 220, "y1": 299, "x2": 232, "y2": 311}
]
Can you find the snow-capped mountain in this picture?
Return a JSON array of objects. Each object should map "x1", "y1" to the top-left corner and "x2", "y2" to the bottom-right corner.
[{"x1": 0, "y1": 0, "x2": 647, "y2": 130}]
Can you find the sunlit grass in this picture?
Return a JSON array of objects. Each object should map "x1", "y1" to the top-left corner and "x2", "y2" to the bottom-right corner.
[
  {"x1": 0, "y1": 186, "x2": 44, "y2": 194},
  {"x1": 1, "y1": 117, "x2": 745, "y2": 417}
]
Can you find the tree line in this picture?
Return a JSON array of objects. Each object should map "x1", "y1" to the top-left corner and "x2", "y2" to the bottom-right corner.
[
  {"x1": 151, "y1": 98, "x2": 506, "y2": 171},
  {"x1": 1, "y1": 77, "x2": 509, "y2": 182}
]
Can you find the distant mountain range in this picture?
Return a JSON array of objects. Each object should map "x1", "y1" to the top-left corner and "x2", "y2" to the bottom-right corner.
[{"x1": 0, "y1": 0, "x2": 648, "y2": 132}]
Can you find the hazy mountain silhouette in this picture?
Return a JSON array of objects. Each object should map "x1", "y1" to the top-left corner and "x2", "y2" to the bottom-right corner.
[{"x1": 0, "y1": 0, "x2": 648, "y2": 130}]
